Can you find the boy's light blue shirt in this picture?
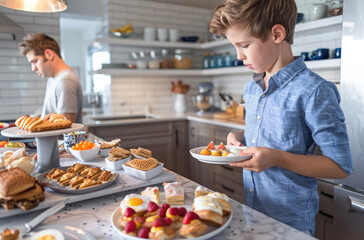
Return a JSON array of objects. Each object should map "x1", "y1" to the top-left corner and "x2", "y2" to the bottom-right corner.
[{"x1": 243, "y1": 57, "x2": 353, "y2": 235}]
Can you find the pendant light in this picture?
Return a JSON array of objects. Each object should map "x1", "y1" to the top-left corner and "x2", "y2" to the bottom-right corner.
[{"x1": 0, "y1": 0, "x2": 67, "y2": 13}]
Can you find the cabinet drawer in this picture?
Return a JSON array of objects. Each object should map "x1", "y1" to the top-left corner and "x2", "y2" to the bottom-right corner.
[
  {"x1": 209, "y1": 164, "x2": 242, "y2": 181},
  {"x1": 210, "y1": 171, "x2": 244, "y2": 203}
]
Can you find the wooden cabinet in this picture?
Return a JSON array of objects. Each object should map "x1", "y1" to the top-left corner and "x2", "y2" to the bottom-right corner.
[
  {"x1": 189, "y1": 121, "x2": 244, "y2": 203},
  {"x1": 88, "y1": 120, "x2": 188, "y2": 175},
  {"x1": 315, "y1": 180, "x2": 336, "y2": 240}
]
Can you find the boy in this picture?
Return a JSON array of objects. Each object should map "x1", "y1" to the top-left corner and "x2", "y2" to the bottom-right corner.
[
  {"x1": 210, "y1": 0, "x2": 353, "y2": 235},
  {"x1": 18, "y1": 33, "x2": 83, "y2": 123}
]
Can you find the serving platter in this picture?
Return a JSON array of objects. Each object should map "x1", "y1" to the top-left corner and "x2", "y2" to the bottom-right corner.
[
  {"x1": 190, "y1": 145, "x2": 252, "y2": 164},
  {"x1": 36, "y1": 165, "x2": 119, "y2": 194},
  {"x1": 111, "y1": 206, "x2": 233, "y2": 240}
]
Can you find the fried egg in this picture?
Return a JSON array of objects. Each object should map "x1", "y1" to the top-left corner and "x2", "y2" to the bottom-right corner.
[
  {"x1": 30, "y1": 229, "x2": 65, "y2": 240},
  {"x1": 193, "y1": 195, "x2": 223, "y2": 215},
  {"x1": 120, "y1": 193, "x2": 149, "y2": 214}
]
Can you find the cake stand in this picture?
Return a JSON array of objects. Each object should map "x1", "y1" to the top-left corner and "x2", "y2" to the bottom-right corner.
[{"x1": 1, "y1": 123, "x2": 84, "y2": 173}]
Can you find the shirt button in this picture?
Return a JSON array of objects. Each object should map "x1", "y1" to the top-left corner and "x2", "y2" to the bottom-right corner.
[
  {"x1": 252, "y1": 138, "x2": 256, "y2": 143},
  {"x1": 257, "y1": 115, "x2": 261, "y2": 120},
  {"x1": 249, "y1": 188, "x2": 253, "y2": 192}
]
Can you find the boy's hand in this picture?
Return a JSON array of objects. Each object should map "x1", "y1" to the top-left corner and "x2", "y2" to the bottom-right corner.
[
  {"x1": 227, "y1": 131, "x2": 244, "y2": 146},
  {"x1": 230, "y1": 146, "x2": 281, "y2": 172}
]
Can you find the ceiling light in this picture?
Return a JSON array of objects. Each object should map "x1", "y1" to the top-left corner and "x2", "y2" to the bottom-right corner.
[{"x1": 0, "y1": 0, "x2": 67, "y2": 13}]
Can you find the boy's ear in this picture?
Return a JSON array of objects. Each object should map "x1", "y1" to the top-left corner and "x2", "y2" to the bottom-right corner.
[
  {"x1": 271, "y1": 24, "x2": 286, "y2": 43},
  {"x1": 44, "y1": 49, "x2": 55, "y2": 61}
]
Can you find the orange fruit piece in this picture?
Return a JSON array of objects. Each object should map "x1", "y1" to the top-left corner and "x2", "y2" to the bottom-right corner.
[
  {"x1": 221, "y1": 151, "x2": 229, "y2": 157},
  {"x1": 211, "y1": 150, "x2": 221, "y2": 156},
  {"x1": 200, "y1": 149, "x2": 210, "y2": 155}
]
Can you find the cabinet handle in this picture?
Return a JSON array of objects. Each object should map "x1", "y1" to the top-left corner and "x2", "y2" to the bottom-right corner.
[
  {"x1": 221, "y1": 185, "x2": 235, "y2": 193},
  {"x1": 222, "y1": 165, "x2": 234, "y2": 171},
  {"x1": 190, "y1": 127, "x2": 195, "y2": 137},
  {"x1": 319, "y1": 210, "x2": 333, "y2": 219},
  {"x1": 349, "y1": 196, "x2": 364, "y2": 214}
]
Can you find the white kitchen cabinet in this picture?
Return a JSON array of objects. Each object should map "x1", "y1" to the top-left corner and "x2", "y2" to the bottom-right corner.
[{"x1": 89, "y1": 16, "x2": 342, "y2": 77}]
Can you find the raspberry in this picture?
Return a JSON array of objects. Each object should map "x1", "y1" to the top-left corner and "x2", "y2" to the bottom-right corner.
[
  {"x1": 137, "y1": 227, "x2": 150, "y2": 238},
  {"x1": 162, "y1": 203, "x2": 170, "y2": 209},
  {"x1": 134, "y1": 216, "x2": 146, "y2": 224},
  {"x1": 124, "y1": 207, "x2": 135, "y2": 218},
  {"x1": 153, "y1": 218, "x2": 167, "y2": 227},
  {"x1": 165, "y1": 218, "x2": 172, "y2": 225},
  {"x1": 124, "y1": 220, "x2": 137, "y2": 233},
  {"x1": 158, "y1": 207, "x2": 167, "y2": 218},
  {"x1": 167, "y1": 207, "x2": 180, "y2": 216},
  {"x1": 148, "y1": 201, "x2": 159, "y2": 212},
  {"x1": 178, "y1": 207, "x2": 187, "y2": 217},
  {"x1": 183, "y1": 211, "x2": 200, "y2": 225}
]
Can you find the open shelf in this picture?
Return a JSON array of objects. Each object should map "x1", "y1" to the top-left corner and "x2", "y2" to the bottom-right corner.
[
  {"x1": 90, "y1": 59, "x2": 341, "y2": 77},
  {"x1": 90, "y1": 16, "x2": 342, "y2": 50}
]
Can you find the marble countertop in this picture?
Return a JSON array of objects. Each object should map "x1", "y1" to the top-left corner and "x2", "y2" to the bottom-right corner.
[
  {"x1": 0, "y1": 160, "x2": 314, "y2": 240},
  {"x1": 83, "y1": 112, "x2": 245, "y2": 130}
]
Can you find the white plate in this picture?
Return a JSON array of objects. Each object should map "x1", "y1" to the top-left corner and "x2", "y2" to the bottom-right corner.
[
  {"x1": 111, "y1": 206, "x2": 232, "y2": 240},
  {"x1": 190, "y1": 145, "x2": 252, "y2": 164},
  {"x1": 36, "y1": 165, "x2": 119, "y2": 194},
  {"x1": 31, "y1": 224, "x2": 95, "y2": 240},
  {"x1": 131, "y1": 152, "x2": 147, "y2": 159}
]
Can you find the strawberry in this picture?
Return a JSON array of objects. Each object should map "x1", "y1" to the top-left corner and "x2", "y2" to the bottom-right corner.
[
  {"x1": 206, "y1": 141, "x2": 215, "y2": 150},
  {"x1": 178, "y1": 207, "x2": 187, "y2": 217},
  {"x1": 138, "y1": 227, "x2": 150, "y2": 238},
  {"x1": 125, "y1": 220, "x2": 137, "y2": 233},
  {"x1": 124, "y1": 207, "x2": 135, "y2": 217},
  {"x1": 217, "y1": 142, "x2": 226, "y2": 150},
  {"x1": 183, "y1": 211, "x2": 200, "y2": 225},
  {"x1": 147, "y1": 201, "x2": 159, "y2": 213}
]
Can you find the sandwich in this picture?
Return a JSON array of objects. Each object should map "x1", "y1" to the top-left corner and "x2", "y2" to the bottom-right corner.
[
  {"x1": 59, "y1": 172, "x2": 76, "y2": 186},
  {"x1": 69, "y1": 176, "x2": 84, "y2": 189},
  {"x1": 0, "y1": 168, "x2": 45, "y2": 210}
]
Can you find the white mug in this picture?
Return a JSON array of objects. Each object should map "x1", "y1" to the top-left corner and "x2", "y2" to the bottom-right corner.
[
  {"x1": 144, "y1": 27, "x2": 156, "y2": 41},
  {"x1": 311, "y1": 3, "x2": 328, "y2": 20},
  {"x1": 169, "y1": 29, "x2": 179, "y2": 42},
  {"x1": 157, "y1": 28, "x2": 168, "y2": 41}
]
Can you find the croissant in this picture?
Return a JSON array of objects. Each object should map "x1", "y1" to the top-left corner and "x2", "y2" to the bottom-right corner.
[{"x1": 15, "y1": 113, "x2": 72, "y2": 132}]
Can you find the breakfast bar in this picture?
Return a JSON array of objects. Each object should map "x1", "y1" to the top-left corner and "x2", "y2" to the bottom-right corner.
[{"x1": 0, "y1": 159, "x2": 314, "y2": 240}]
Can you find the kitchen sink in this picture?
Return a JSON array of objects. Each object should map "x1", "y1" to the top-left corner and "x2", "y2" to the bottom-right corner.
[{"x1": 92, "y1": 115, "x2": 156, "y2": 123}]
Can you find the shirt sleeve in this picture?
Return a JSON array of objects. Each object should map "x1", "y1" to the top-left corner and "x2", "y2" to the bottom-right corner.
[
  {"x1": 304, "y1": 81, "x2": 353, "y2": 174},
  {"x1": 55, "y1": 78, "x2": 79, "y2": 114}
]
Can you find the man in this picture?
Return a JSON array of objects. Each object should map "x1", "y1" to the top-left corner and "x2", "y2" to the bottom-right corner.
[{"x1": 18, "y1": 33, "x2": 82, "y2": 123}]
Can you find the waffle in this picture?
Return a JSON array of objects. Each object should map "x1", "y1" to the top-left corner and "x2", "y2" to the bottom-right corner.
[
  {"x1": 100, "y1": 139, "x2": 121, "y2": 149},
  {"x1": 130, "y1": 147, "x2": 152, "y2": 158},
  {"x1": 125, "y1": 157, "x2": 158, "y2": 171}
]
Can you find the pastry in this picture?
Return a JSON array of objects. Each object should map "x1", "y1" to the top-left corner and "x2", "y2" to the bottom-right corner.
[
  {"x1": 195, "y1": 185, "x2": 210, "y2": 198},
  {"x1": 49, "y1": 169, "x2": 66, "y2": 181},
  {"x1": 15, "y1": 113, "x2": 72, "y2": 132},
  {"x1": 130, "y1": 147, "x2": 152, "y2": 158},
  {"x1": 67, "y1": 163, "x2": 87, "y2": 174},
  {"x1": 0, "y1": 168, "x2": 35, "y2": 197},
  {"x1": 192, "y1": 196, "x2": 223, "y2": 227},
  {"x1": 98, "y1": 170, "x2": 114, "y2": 183},
  {"x1": 59, "y1": 172, "x2": 76, "y2": 186},
  {"x1": 46, "y1": 168, "x2": 57, "y2": 180},
  {"x1": 0, "y1": 228, "x2": 19, "y2": 240},
  {"x1": 100, "y1": 139, "x2": 121, "y2": 149},
  {"x1": 86, "y1": 167, "x2": 102, "y2": 180},
  {"x1": 179, "y1": 211, "x2": 208, "y2": 238},
  {"x1": 69, "y1": 176, "x2": 84, "y2": 189},
  {"x1": 206, "y1": 192, "x2": 231, "y2": 216},
  {"x1": 141, "y1": 186, "x2": 160, "y2": 204},
  {"x1": 125, "y1": 158, "x2": 158, "y2": 171},
  {"x1": 108, "y1": 147, "x2": 130, "y2": 161},
  {"x1": 165, "y1": 207, "x2": 182, "y2": 230},
  {"x1": 78, "y1": 178, "x2": 101, "y2": 189},
  {"x1": 149, "y1": 225, "x2": 175, "y2": 240},
  {"x1": 163, "y1": 182, "x2": 184, "y2": 205},
  {"x1": 80, "y1": 167, "x2": 91, "y2": 178}
]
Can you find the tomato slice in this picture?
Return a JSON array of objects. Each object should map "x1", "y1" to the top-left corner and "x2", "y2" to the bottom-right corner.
[
  {"x1": 217, "y1": 142, "x2": 226, "y2": 150},
  {"x1": 206, "y1": 141, "x2": 215, "y2": 150}
]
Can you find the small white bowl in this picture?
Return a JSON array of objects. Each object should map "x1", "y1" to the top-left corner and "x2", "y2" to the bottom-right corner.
[
  {"x1": 105, "y1": 155, "x2": 131, "y2": 170},
  {"x1": 69, "y1": 146, "x2": 100, "y2": 162},
  {"x1": 122, "y1": 162, "x2": 163, "y2": 180},
  {"x1": 99, "y1": 148, "x2": 111, "y2": 158}
]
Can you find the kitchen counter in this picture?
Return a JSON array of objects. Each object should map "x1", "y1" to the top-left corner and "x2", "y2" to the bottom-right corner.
[
  {"x1": 0, "y1": 158, "x2": 313, "y2": 240},
  {"x1": 83, "y1": 112, "x2": 245, "y2": 130}
]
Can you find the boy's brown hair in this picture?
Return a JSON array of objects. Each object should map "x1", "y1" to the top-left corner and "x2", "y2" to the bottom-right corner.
[
  {"x1": 210, "y1": 0, "x2": 297, "y2": 44},
  {"x1": 18, "y1": 33, "x2": 62, "y2": 58}
]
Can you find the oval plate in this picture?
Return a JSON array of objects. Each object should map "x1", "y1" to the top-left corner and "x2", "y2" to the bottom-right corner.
[
  {"x1": 111, "y1": 206, "x2": 233, "y2": 240},
  {"x1": 36, "y1": 165, "x2": 118, "y2": 194},
  {"x1": 190, "y1": 145, "x2": 252, "y2": 164}
]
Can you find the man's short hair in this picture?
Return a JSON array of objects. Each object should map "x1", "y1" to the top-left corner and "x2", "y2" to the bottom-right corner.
[
  {"x1": 209, "y1": 0, "x2": 297, "y2": 44},
  {"x1": 18, "y1": 33, "x2": 62, "y2": 58}
]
